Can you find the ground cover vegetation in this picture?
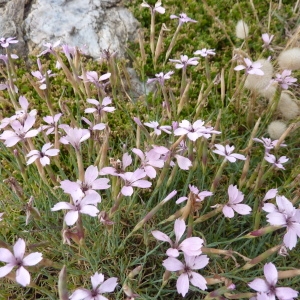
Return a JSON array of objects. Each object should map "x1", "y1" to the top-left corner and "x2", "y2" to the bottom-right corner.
[{"x1": 0, "y1": 0, "x2": 300, "y2": 298}]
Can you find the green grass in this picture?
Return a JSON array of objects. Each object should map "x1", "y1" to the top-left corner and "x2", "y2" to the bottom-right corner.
[{"x1": 0, "y1": 0, "x2": 300, "y2": 299}]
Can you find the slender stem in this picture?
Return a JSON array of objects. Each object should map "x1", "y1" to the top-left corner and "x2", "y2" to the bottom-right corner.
[
  {"x1": 75, "y1": 149, "x2": 84, "y2": 182},
  {"x1": 165, "y1": 25, "x2": 182, "y2": 63},
  {"x1": 210, "y1": 159, "x2": 227, "y2": 192}
]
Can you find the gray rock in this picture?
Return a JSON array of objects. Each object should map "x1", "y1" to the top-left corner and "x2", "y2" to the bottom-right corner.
[
  {"x1": 0, "y1": 0, "x2": 139, "y2": 59},
  {"x1": 23, "y1": 0, "x2": 139, "y2": 58},
  {"x1": 0, "y1": 0, "x2": 27, "y2": 55}
]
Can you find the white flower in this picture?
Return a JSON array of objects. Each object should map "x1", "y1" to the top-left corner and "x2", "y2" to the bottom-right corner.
[
  {"x1": 141, "y1": 0, "x2": 165, "y2": 14},
  {"x1": 51, "y1": 190, "x2": 101, "y2": 226},
  {"x1": 222, "y1": 185, "x2": 252, "y2": 218},
  {"x1": 213, "y1": 144, "x2": 246, "y2": 162},
  {"x1": 264, "y1": 154, "x2": 289, "y2": 170},
  {"x1": 194, "y1": 48, "x2": 216, "y2": 57},
  {"x1": 0, "y1": 238, "x2": 43, "y2": 286},
  {"x1": 26, "y1": 143, "x2": 59, "y2": 166},
  {"x1": 70, "y1": 272, "x2": 118, "y2": 300}
]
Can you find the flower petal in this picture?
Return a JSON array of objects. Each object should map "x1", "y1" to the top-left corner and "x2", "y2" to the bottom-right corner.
[
  {"x1": 152, "y1": 230, "x2": 172, "y2": 244},
  {"x1": 233, "y1": 204, "x2": 252, "y2": 215},
  {"x1": 80, "y1": 205, "x2": 99, "y2": 217},
  {"x1": 51, "y1": 202, "x2": 74, "y2": 211},
  {"x1": 162, "y1": 257, "x2": 184, "y2": 272},
  {"x1": 248, "y1": 278, "x2": 269, "y2": 292},
  {"x1": 263, "y1": 262, "x2": 277, "y2": 286},
  {"x1": 174, "y1": 219, "x2": 186, "y2": 243},
  {"x1": 190, "y1": 271, "x2": 207, "y2": 290},
  {"x1": 175, "y1": 155, "x2": 192, "y2": 170},
  {"x1": 91, "y1": 272, "x2": 104, "y2": 290},
  {"x1": 98, "y1": 277, "x2": 118, "y2": 293},
  {"x1": 180, "y1": 237, "x2": 203, "y2": 256},
  {"x1": 176, "y1": 273, "x2": 189, "y2": 297},
  {"x1": 65, "y1": 210, "x2": 79, "y2": 226},
  {"x1": 192, "y1": 255, "x2": 209, "y2": 270},
  {"x1": 275, "y1": 287, "x2": 298, "y2": 299},
  {"x1": 222, "y1": 205, "x2": 234, "y2": 218},
  {"x1": 166, "y1": 248, "x2": 180, "y2": 257},
  {"x1": 121, "y1": 186, "x2": 133, "y2": 196},
  {"x1": 0, "y1": 248, "x2": 15, "y2": 263},
  {"x1": 23, "y1": 252, "x2": 43, "y2": 266},
  {"x1": 69, "y1": 288, "x2": 92, "y2": 300},
  {"x1": 0, "y1": 264, "x2": 15, "y2": 278},
  {"x1": 16, "y1": 266, "x2": 30, "y2": 286},
  {"x1": 13, "y1": 238, "x2": 25, "y2": 260},
  {"x1": 85, "y1": 165, "x2": 99, "y2": 186}
]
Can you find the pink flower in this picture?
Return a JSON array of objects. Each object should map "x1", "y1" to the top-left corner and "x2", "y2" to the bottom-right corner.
[
  {"x1": 31, "y1": 59, "x2": 56, "y2": 90},
  {"x1": 170, "y1": 13, "x2": 197, "y2": 25},
  {"x1": 61, "y1": 44, "x2": 76, "y2": 60},
  {"x1": 263, "y1": 188, "x2": 278, "y2": 202},
  {"x1": 144, "y1": 121, "x2": 172, "y2": 135},
  {"x1": 176, "y1": 185, "x2": 213, "y2": 204},
  {"x1": 80, "y1": 71, "x2": 111, "y2": 89},
  {"x1": 100, "y1": 153, "x2": 132, "y2": 176},
  {"x1": 174, "y1": 120, "x2": 220, "y2": 141},
  {"x1": 70, "y1": 272, "x2": 118, "y2": 300},
  {"x1": 0, "y1": 96, "x2": 37, "y2": 129},
  {"x1": 273, "y1": 70, "x2": 297, "y2": 90},
  {"x1": 38, "y1": 40, "x2": 61, "y2": 56},
  {"x1": 213, "y1": 144, "x2": 246, "y2": 162},
  {"x1": 169, "y1": 55, "x2": 199, "y2": 70},
  {"x1": 26, "y1": 143, "x2": 59, "y2": 166},
  {"x1": 262, "y1": 195, "x2": 300, "y2": 249},
  {"x1": 0, "y1": 53, "x2": 18, "y2": 66},
  {"x1": 15, "y1": 96, "x2": 37, "y2": 122},
  {"x1": 41, "y1": 113, "x2": 62, "y2": 135},
  {"x1": 59, "y1": 126, "x2": 90, "y2": 151},
  {"x1": 152, "y1": 219, "x2": 204, "y2": 257},
  {"x1": 118, "y1": 169, "x2": 152, "y2": 196},
  {"x1": 194, "y1": 48, "x2": 216, "y2": 57},
  {"x1": 248, "y1": 262, "x2": 298, "y2": 299},
  {"x1": 151, "y1": 145, "x2": 192, "y2": 170},
  {"x1": 0, "y1": 80, "x2": 18, "y2": 93},
  {"x1": 141, "y1": 0, "x2": 165, "y2": 14},
  {"x1": 132, "y1": 148, "x2": 164, "y2": 178},
  {"x1": 146, "y1": 71, "x2": 174, "y2": 86},
  {"x1": 0, "y1": 238, "x2": 43, "y2": 286},
  {"x1": 81, "y1": 117, "x2": 106, "y2": 132},
  {"x1": 51, "y1": 190, "x2": 101, "y2": 226},
  {"x1": 253, "y1": 137, "x2": 286, "y2": 152},
  {"x1": 60, "y1": 165, "x2": 110, "y2": 196},
  {"x1": 234, "y1": 58, "x2": 264, "y2": 75},
  {"x1": 264, "y1": 154, "x2": 289, "y2": 170},
  {"x1": 222, "y1": 185, "x2": 251, "y2": 218},
  {"x1": 0, "y1": 37, "x2": 18, "y2": 48},
  {"x1": 0, "y1": 115, "x2": 39, "y2": 147},
  {"x1": 163, "y1": 254, "x2": 209, "y2": 297},
  {"x1": 84, "y1": 97, "x2": 116, "y2": 115},
  {"x1": 262, "y1": 33, "x2": 274, "y2": 50}
]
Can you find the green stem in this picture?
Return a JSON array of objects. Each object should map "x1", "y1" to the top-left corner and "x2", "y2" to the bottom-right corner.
[{"x1": 210, "y1": 159, "x2": 227, "y2": 192}]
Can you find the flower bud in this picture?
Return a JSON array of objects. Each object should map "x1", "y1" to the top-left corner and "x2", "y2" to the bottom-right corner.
[
  {"x1": 267, "y1": 120, "x2": 287, "y2": 139},
  {"x1": 278, "y1": 47, "x2": 300, "y2": 70},
  {"x1": 58, "y1": 265, "x2": 68, "y2": 300},
  {"x1": 235, "y1": 20, "x2": 249, "y2": 39},
  {"x1": 128, "y1": 265, "x2": 143, "y2": 279}
]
